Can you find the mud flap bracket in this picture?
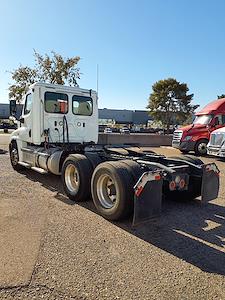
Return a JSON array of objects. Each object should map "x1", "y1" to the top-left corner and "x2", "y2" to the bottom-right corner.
[{"x1": 133, "y1": 171, "x2": 163, "y2": 226}]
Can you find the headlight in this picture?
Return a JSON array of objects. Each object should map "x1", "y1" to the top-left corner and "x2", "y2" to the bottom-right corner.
[
  {"x1": 221, "y1": 141, "x2": 225, "y2": 148},
  {"x1": 183, "y1": 135, "x2": 192, "y2": 141}
]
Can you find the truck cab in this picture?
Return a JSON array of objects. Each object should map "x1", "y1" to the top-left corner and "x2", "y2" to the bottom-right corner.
[
  {"x1": 13, "y1": 82, "x2": 98, "y2": 145},
  {"x1": 9, "y1": 82, "x2": 98, "y2": 174},
  {"x1": 207, "y1": 126, "x2": 225, "y2": 158},
  {"x1": 172, "y1": 98, "x2": 225, "y2": 155}
]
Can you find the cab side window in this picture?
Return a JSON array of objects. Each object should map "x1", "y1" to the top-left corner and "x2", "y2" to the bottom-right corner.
[
  {"x1": 72, "y1": 95, "x2": 93, "y2": 116},
  {"x1": 216, "y1": 115, "x2": 225, "y2": 125},
  {"x1": 24, "y1": 94, "x2": 32, "y2": 115},
  {"x1": 45, "y1": 92, "x2": 68, "y2": 114}
]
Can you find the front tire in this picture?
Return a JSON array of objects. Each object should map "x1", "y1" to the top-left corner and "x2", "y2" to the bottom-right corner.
[
  {"x1": 194, "y1": 139, "x2": 208, "y2": 156},
  {"x1": 9, "y1": 141, "x2": 24, "y2": 171}
]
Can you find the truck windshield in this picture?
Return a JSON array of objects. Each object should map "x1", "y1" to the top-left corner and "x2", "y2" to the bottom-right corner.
[{"x1": 193, "y1": 115, "x2": 213, "y2": 125}]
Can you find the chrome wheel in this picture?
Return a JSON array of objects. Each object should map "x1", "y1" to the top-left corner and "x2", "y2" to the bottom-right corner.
[
  {"x1": 96, "y1": 174, "x2": 118, "y2": 209},
  {"x1": 197, "y1": 142, "x2": 207, "y2": 155},
  {"x1": 65, "y1": 164, "x2": 80, "y2": 194}
]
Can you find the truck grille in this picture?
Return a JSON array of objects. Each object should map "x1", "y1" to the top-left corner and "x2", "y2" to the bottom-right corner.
[
  {"x1": 173, "y1": 130, "x2": 183, "y2": 142},
  {"x1": 210, "y1": 133, "x2": 225, "y2": 146}
]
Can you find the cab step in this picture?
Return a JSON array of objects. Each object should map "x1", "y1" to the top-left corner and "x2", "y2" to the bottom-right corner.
[
  {"x1": 18, "y1": 162, "x2": 47, "y2": 174},
  {"x1": 31, "y1": 166, "x2": 48, "y2": 174},
  {"x1": 18, "y1": 161, "x2": 31, "y2": 168}
]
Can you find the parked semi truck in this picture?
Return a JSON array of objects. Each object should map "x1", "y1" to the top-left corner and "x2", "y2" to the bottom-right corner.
[
  {"x1": 172, "y1": 98, "x2": 225, "y2": 155},
  {"x1": 207, "y1": 126, "x2": 225, "y2": 158},
  {"x1": 0, "y1": 119, "x2": 17, "y2": 133},
  {"x1": 9, "y1": 83, "x2": 220, "y2": 225}
]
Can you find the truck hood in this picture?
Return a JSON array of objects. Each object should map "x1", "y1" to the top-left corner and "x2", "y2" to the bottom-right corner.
[
  {"x1": 210, "y1": 127, "x2": 225, "y2": 134},
  {"x1": 179, "y1": 124, "x2": 206, "y2": 133}
]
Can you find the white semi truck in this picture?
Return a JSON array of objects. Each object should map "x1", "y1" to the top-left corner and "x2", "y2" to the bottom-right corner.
[
  {"x1": 207, "y1": 127, "x2": 225, "y2": 158},
  {"x1": 9, "y1": 83, "x2": 220, "y2": 225}
]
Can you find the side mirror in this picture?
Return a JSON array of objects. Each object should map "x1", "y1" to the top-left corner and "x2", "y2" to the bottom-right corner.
[
  {"x1": 19, "y1": 117, "x2": 24, "y2": 124},
  {"x1": 9, "y1": 100, "x2": 17, "y2": 116},
  {"x1": 214, "y1": 117, "x2": 219, "y2": 126}
]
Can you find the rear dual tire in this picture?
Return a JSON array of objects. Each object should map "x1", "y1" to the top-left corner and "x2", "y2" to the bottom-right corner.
[
  {"x1": 91, "y1": 160, "x2": 142, "y2": 220},
  {"x1": 62, "y1": 156, "x2": 143, "y2": 221},
  {"x1": 61, "y1": 153, "x2": 102, "y2": 202}
]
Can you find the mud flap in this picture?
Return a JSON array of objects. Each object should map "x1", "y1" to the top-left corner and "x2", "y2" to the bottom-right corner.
[
  {"x1": 132, "y1": 171, "x2": 163, "y2": 226},
  {"x1": 201, "y1": 163, "x2": 220, "y2": 203}
]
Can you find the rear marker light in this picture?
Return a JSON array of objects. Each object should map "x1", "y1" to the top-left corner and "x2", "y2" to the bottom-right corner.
[
  {"x1": 179, "y1": 179, "x2": 185, "y2": 189},
  {"x1": 169, "y1": 181, "x2": 176, "y2": 191}
]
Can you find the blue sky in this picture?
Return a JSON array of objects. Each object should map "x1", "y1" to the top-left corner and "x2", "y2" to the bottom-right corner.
[{"x1": 1, "y1": 0, "x2": 225, "y2": 110}]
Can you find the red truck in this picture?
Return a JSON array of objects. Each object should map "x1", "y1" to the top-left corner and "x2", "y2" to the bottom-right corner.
[{"x1": 172, "y1": 97, "x2": 225, "y2": 155}]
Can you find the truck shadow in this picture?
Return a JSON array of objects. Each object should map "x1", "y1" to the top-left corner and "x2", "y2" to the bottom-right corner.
[
  {"x1": 24, "y1": 170, "x2": 75, "y2": 205},
  {"x1": 24, "y1": 170, "x2": 225, "y2": 275},
  {"x1": 0, "y1": 149, "x2": 7, "y2": 154},
  {"x1": 118, "y1": 200, "x2": 225, "y2": 276}
]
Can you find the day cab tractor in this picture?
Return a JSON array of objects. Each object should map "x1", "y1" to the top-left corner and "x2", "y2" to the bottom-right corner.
[
  {"x1": 172, "y1": 97, "x2": 225, "y2": 155},
  {"x1": 207, "y1": 126, "x2": 225, "y2": 158},
  {"x1": 9, "y1": 83, "x2": 220, "y2": 225}
]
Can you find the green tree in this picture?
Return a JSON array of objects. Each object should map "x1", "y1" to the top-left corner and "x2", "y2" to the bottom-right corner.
[
  {"x1": 217, "y1": 94, "x2": 225, "y2": 99},
  {"x1": 147, "y1": 78, "x2": 199, "y2": 133},
  {"x1": 8, "y1": 50, "x2": 80, "y2": 102}
]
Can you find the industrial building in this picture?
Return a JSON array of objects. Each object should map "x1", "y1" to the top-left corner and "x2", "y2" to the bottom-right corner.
[
  {"x1": 99, "y1": 108, "x2": 152, "y2": 126},
  {"x1": 0, "y1": 104, "x2": 151, "y2": 127}
]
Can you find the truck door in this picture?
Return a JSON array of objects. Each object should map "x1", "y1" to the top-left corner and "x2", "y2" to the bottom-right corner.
[
  {"x1": 20, "y1": 93, "x2": 33, "y2": 143},
  {"x1": 70, "y1": 95, "x2": 94, "y2": 142},
  {"x1": 43, "y1": 91, "x2": 69, "y2": 143},
  {"x1": 212, "y1": 115, "x2": 225, "y2": 131}
]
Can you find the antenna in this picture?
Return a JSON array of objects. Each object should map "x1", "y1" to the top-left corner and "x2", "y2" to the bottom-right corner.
[{"x1": 96, "y1": 64, "x2": 99, "y2": 94}]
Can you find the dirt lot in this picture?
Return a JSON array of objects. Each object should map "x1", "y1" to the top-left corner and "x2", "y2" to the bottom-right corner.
[{"x1": 0, "y1": 140, "x2": 225, "y2": 299}]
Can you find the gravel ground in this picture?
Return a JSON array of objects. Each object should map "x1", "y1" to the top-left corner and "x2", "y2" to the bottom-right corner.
[{"x1": 0, "y1": 143, "x2": 225, "y2": 299}]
